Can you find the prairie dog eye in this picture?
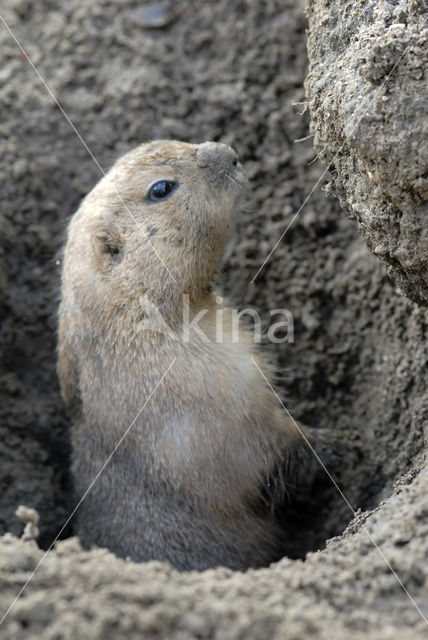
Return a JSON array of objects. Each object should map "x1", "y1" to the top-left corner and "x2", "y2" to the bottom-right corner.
[{"x1": 148, "y1": 180, "x2": 178, "y2": 201}]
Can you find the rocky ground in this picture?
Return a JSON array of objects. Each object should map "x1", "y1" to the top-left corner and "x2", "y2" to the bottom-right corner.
[{"x1": 0, "y1": 0, "x2": 427, "y2": 638}]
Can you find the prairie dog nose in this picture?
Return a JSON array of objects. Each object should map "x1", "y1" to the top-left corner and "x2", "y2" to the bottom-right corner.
[{"x1": 196, "y1": 142, "x2": 238, "y2": 173}]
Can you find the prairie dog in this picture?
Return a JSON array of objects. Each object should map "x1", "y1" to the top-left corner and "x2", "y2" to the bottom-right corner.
[{"x1": 58, "y1": 140, "x2": 310, "y2": 570}]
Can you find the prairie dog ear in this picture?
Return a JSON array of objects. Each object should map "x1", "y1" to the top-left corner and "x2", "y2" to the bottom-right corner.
[{"x1": 91, "y1": 228, "x2": 124, "y2": 267}]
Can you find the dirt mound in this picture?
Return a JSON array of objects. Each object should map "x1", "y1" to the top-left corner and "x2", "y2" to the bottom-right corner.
[
  {"x1": 306, "y1": 0, "x2": 428, "y2": 305},
  {"x1": 0, "y1": 0, "x2": 427, "y2": 637}
]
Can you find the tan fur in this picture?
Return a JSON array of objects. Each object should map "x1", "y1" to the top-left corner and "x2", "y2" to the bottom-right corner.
[{"x1": 58, "y1": 140, "x2": 309, "y2": 571}]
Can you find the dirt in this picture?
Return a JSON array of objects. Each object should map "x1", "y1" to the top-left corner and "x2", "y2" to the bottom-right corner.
[
  {"x1": 306, "y1": 0, "x2": 428, "y2": 306},
  {"x1": 0, "y1": 0, "x2": 427, "y2": 638}
]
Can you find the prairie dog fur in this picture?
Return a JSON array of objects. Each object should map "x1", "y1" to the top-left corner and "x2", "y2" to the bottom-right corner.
[{"x1": 58, "y1": 140, "x2": 310, "y2": 570}]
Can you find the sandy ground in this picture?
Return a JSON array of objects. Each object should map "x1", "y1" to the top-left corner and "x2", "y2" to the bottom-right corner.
[{"x1": 0, "y1": 0, "x2": 427, "y2": 637}]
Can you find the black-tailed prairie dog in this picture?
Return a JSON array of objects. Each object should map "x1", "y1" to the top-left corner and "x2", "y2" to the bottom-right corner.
[{"x1": 58, "y1": 140, "x2": 311, "y2": 570}]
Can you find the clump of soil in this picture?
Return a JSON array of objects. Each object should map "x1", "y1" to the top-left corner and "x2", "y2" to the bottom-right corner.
[
  {"x1": 0, "y1": 0, "x2": 426, "y2": 638},
  {"x1": 306, "y1": 0, "x2": 428, "y2": 305}
]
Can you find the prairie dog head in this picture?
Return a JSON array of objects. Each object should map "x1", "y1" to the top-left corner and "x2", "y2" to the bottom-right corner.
[{"x1": 61, "y1": 140, "x2": 247, "y2": 321}]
